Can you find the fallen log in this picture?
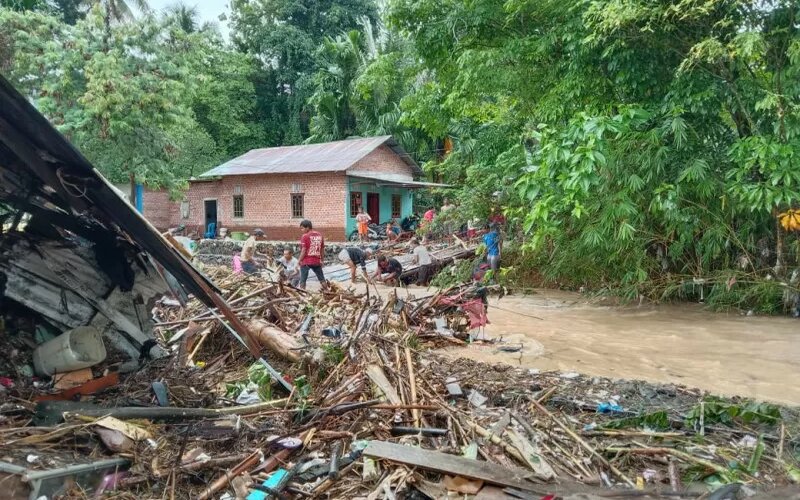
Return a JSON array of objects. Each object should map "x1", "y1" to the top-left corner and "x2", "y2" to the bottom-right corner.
[
  {"x1": 247, "y1": 319, "x2": 303, "y2": 363},
  {"x1": 36, "y1": 399, "x2": 289, "y2": 425}
]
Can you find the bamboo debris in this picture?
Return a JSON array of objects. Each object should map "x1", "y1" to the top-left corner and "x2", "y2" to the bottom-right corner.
[{"x1": 0, "y1": 264, "x2": 795, "y2": 500}]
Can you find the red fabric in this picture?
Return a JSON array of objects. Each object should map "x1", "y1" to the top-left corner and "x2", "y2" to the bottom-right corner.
[
  {"x1": 440, "y1": 296, "x2": 489, "y2": 328},
  {"x1": 300, "y1": 231, "x2": 324, "y2": 266},
  {"x1": 423, "y1": 209, "x2": 435, "y2": 222},
  {"x1": 461, "y1": 299, "x2": 489, "y2": 328},
  {"x1": 490, "y1": 213, "x2": 506, "y2": 225}
]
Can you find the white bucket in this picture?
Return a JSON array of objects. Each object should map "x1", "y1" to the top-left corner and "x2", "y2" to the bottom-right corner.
[{"x1": 33, "y1": 326, "x2": 107, "y2": 376}]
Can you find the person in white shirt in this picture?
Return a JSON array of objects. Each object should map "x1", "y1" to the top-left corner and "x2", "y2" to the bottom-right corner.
[
  {"x1": 277, "y1": 247, "x2": 300, "y2": 286},
  {"x1": 410, "y1": 238, "x2": 434, "y2": 285}
]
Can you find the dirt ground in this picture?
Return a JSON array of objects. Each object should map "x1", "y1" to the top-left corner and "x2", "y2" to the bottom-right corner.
[{"x1": 339, "y1": 281, "x2": 800, "y2": 405}]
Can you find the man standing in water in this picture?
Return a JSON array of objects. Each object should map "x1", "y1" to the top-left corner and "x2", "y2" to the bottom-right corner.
[{"x1": 298, "y1": 220, "x2": 327, "y2": 289}]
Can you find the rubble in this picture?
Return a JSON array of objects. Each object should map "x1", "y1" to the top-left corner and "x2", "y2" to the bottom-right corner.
[{"x1": 1, "y1": 266, "x2": 798, "y2": 499}]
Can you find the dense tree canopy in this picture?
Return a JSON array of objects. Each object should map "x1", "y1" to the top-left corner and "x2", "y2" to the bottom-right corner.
[{"x1": 1, "y1": 0, "x2": 799, "y2": 300}]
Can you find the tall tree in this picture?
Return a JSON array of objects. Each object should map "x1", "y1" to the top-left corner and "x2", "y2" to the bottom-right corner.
[
  {"x1": 229, "y1": 0, "x2": 378, "y2": 144},
  {"x1": 1, "y1": 6, "x2": 195, "y2": 192},
  {"x1": 388, "y1": 0, "x2": 800, "y2": 292}
]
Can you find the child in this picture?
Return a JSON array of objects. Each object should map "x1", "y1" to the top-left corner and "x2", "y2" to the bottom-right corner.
[{"x1": 356, "y1": 207, "x2": 371, "y2": 243}]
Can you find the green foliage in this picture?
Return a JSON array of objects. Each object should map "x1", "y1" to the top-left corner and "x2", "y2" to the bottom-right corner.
[
  {"x1": 322, "y1": 344, "x2": 344, "y2": 365},
  {"x1": 387, "y1": 0, "x2": 800, "y2": 297},
  {"x1": 430, "y1": 256, "x2": 480, "y2": 288},
  {"x1": 230, "y1": 0, "x2": 378, "y2": 144},
  {"x1": 0, "y1": 4, "x2": 268, "y2": 190},
  {"x1": 685, "y1": 399, "x2": 782, "y2": 428},
  {"x1": 601, "y1": 410, "x2": 670, "y2": 431},
  {"x1": 226, "y1": 362, "x2": 273, "y2": 401}
]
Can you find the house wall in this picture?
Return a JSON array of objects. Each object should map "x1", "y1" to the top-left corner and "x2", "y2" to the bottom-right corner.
[
  {"x1": 141, "y1": 142, "x2": 417, "y2": 241},
  {"x1": 145, "y1": 173, "x2": 349, "y2": 241},
  {"x1": 141, "y1": 188, "x2": 176, "y2": 230},
  {"x1": 348, "y1": 144, "x2": 415, "y2": 180},
  {"x1": 345, "y1": 179, "x2": 413, "y2": 236},
  {"x1": 344, "y1": 144, "x2": 415, "y2": 236}
]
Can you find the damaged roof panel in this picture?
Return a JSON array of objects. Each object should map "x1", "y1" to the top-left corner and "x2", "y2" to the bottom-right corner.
[{"x1": 0, "y1": 74, "x2": 220, "y2": 307}]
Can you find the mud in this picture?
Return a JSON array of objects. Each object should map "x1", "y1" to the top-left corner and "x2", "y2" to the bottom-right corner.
[{"x1": 440, "y1": 290, "x2": 800, "y2": 406}]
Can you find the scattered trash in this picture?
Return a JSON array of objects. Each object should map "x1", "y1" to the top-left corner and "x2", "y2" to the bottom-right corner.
[
  {"x1": 32, "y1": 326, "x2": 106, "y2": 376},
  {"x1": 445, "y1": 377, "x2": 463, "y2": 397},
  {"x1": 0, "y1": 265, "x2": 795, "y2": 499},
  {"x1": 597, "y1": 402, "x2": 624, "y2": 413},
  {"x1": 53, "y1": 368, "x2": 94, "y2": 390},
  {"x1": 468, "y1": 389, "x2": 488, "y2": 407}
]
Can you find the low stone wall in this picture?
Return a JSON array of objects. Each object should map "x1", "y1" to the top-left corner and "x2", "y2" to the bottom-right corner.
[{"x1": 194, "y1": 239, "x2": 350, "y2": 266}]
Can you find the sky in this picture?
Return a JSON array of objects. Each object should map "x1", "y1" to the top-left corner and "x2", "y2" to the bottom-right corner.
[{"x1": 145, "y1": 0, "x2": 232, "y2": 40}]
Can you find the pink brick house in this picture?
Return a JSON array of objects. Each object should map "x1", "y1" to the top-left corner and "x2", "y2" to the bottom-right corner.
[{"x1": 143, "y1": 136, "x2": 440, "y2": 241}]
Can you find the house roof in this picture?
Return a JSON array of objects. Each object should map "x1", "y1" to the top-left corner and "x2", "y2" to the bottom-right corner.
[
  {"x1": 0, "y1": 74, "x2": 220, "y2": 306},
  {"x1": 199, "y1": 135, "x2": 422, "y2": 178},
  {"x1": 349, "y1": 174, "x2": 453, "y2": 189}
]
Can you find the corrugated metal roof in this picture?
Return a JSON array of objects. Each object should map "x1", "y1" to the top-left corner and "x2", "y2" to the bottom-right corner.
[
  {"x1": 199, "y1": 135, "x2": 421, "y2": 177},
  {"x1": 349, "y1": 174, "x2": 453, "y2": 189}
]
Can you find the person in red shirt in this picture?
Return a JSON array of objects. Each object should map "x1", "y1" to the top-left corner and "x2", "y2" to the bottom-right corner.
[{"x1": 298, "y1": 219, "x2": 327, "y2": 289}]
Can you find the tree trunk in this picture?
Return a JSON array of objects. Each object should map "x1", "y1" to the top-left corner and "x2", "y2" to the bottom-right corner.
[
  {"x1": 775, "y1": 211, "x2": 785, "y2": 276},
  {"x1": 246, "y1": 319, "x2": 303, "y2": 363},
  {"x1": 129, "y1": 172, "x2": 136, "y2": 208}
]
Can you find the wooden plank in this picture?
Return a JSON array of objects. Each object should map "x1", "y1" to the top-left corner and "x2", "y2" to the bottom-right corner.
[
  {"x1": 365, "y1": 364, "x2": 402, "y2": 405},
  {"x1": 363, "y1": 441, "x2": 542, "y2": 491},
  {"x1": 504, "y1": 428, "x2": 556, "y2": 481}
]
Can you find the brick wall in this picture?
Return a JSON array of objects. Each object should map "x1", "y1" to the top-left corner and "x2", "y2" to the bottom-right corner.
[
  {"x1": 141, "y1": 189, "x2": 173, "y2": 230},
  {"x1": 348, "y1": 145, "x2": 415, "y2": 180},
  {"x1": 142, "y1": 141, "x2": 415, "y2": 241},
  {"x1": 144, "y1": 172, "x2": 349, "y2": 241}
]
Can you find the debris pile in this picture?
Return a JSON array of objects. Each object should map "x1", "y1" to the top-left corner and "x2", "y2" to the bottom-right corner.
[{"x1": 1, "y1": 268, "x2": 798, "y2": 499}]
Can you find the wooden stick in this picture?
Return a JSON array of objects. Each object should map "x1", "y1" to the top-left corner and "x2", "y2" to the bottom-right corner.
[
  {"x1": 530, "y1": 399, "x2": 635, "y2": 487},
  {"x1": 404, "y1": 347, "x2": 420, "y2": 428},
  {"x1": 668, "y1": 459, "x2": 681, "y2": 492},
  {"x1": 604, "y1": 447, "x2": 728, "y2": 475},
  {"x1": 536, "y1": 386, "x2": 558, "y2": 404},
  {"x1": 197, "y1": 450, "x2": 263, "y2": 500},
  {"x1": 187, "y1": 329, "x2": 211, "y2": 365},
  {"x1": 582, "y1": 430, "x2": 685, "y2": 438}
]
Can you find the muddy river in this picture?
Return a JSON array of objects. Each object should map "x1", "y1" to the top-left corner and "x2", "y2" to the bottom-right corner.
[{"x1": 436, "y1": 290, "x2": 800, "y2": 406}]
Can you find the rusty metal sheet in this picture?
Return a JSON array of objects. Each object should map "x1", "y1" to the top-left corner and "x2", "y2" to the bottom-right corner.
[{"x1": 199, "y1": 135, "x2": 421, "y2": 177}]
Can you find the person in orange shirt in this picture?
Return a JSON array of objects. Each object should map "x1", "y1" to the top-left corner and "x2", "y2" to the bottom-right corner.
[{"x1": 355, "y1": 206, "x2": 371, "y2": 242}]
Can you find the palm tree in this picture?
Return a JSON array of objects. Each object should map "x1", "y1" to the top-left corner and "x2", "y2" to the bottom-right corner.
[
  {"x1": 164, "y1": 2, "x2": 199, "y2": 33},
  {"x1": 307, "y1": 30, "x2": 366, "y2": 142},
  {"x1": 83, "y1": 0, "x2": 150, "y2": 50},
  {"x1": 85, "y1": 0, "x2": 150, "y2": 22}
]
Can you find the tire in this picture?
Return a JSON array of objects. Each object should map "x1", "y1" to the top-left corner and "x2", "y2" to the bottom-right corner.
[{"x1": 348, "y1": 230, "x2": 360, "y2": 242}]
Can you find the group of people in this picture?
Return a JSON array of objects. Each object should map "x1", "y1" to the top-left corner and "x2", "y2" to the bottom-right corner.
[
  {"x1": 355, "y1": 206, "x2": 401, "y2": 242},
  {"x1": 235, "y1": 199, "x2": 504, "y2": 288},
  {"x1": 337, "y1": 236, "x2": 432, "y2": 286},
  {"x1": 236, "y1": 219, "x2": 328, "y2": 289}
]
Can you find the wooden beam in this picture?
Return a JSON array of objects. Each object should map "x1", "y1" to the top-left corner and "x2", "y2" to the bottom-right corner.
[{"x1": 363, "y1": 441, "x2": 543, "y2": 492}]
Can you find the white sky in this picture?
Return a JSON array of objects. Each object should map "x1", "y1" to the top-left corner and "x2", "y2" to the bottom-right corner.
[{"x1": 145, "y1": 0, "x2": 232, "y2": 40}]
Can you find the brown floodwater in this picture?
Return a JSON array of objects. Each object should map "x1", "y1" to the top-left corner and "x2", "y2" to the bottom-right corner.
[{"x1": 437, "y1": 290, "x2": 800, "y2": 406}]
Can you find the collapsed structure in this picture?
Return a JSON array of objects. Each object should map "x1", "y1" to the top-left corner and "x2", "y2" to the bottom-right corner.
[{"x1": 0, "y1": 75, "x2": 255, "y2": 364}]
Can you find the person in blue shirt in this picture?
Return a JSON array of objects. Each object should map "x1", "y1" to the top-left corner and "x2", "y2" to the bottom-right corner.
[{"x1": 483, "y1": 223, "x2": 502, "y2": 281}]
